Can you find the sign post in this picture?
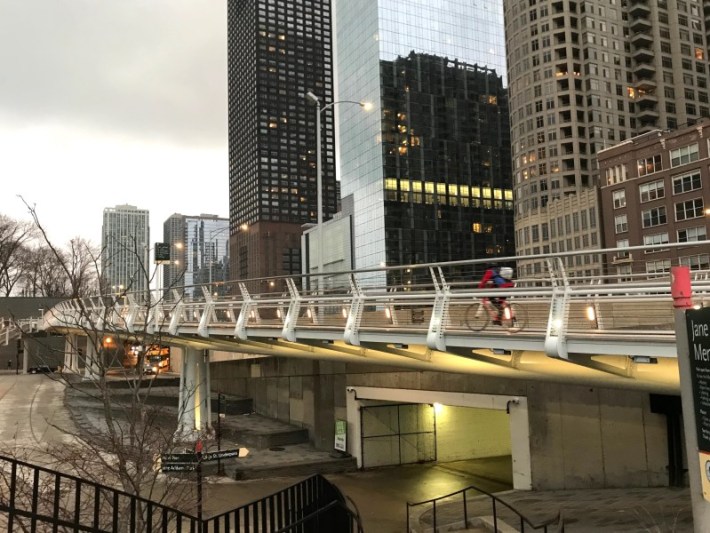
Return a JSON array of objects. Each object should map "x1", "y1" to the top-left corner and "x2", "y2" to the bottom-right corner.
[
  {"x1": 673, "y1": 266, "x2": 710, "y2": 531},
  {"x1": 195, "y1": 440, "x2": 203, "y2": 522}
]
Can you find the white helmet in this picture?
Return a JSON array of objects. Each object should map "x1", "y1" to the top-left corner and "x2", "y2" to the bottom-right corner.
[{"x1": 500, "y1": 266, "x2": 514, "y2": 280}]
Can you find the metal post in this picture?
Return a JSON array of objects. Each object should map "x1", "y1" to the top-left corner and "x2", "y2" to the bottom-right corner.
[
  {"x1": 673, "y1": 266, "x2": 710, "y2": 530},
  {"x1": 315, "y1": 97, "x2": 323, "y2": 297},
  {"x1": 217, "y1": 393, "x2": 225, "y2": 476},
  {"x1": 195, "y1": 439, "x2": 203, "y2": 523}
]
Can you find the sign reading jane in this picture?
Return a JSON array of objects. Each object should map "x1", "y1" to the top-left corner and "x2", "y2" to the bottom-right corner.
[{"x1": 686, "y1": 306, "x2": 710, "y2": 452}]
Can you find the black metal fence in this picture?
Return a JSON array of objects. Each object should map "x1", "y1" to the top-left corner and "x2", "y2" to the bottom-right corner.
[
  {"x1": 205, "y1": 473, "x2": 363, "y2": 532},
  {"x1": 0, "y1": 454, "x2": 362, "y2": 532}
]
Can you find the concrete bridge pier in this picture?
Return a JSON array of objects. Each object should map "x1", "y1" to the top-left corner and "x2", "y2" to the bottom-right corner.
[
  {"x1": 175, "y1": 348, "x2": 211, "y2": 442},
  {"x1": 21, "y1": 339, "x2": 30, "y2": 374},
  {"x1": 63, "y1": 334, "x2": 80, "y2": 373},
  {"x1": 83, "y1": 336, "x2": 101, "y2": 381}
]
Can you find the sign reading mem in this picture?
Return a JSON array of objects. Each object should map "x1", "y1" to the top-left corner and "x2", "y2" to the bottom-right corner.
[{"x1": 685, "y1": 306, "x2": 710, "y2": 452}]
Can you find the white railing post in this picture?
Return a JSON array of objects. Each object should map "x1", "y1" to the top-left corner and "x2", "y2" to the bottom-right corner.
[
  {"x1": 544, "y1": 257, "x2": 570, "y2": 359},
  {"x1": 427, "y1": 267, "x2": 450, "y2": 351},
  {"x1": 168, "y1": 289, "x2": 184, "y2": 336},
  {"x1": 282, "y1": 278, "x2": 302, "y2": 342},
  {"x1": 344, "y1": 274, "x2": 365, "y2": 346},
  {"x1": 235, "y1": 283, "x2": 259, "y2": 340},
  {"x1": 198, "y1": 287, "x2": 216, "y2": 338}
]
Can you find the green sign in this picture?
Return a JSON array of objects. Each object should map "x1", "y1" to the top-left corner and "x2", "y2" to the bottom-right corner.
[
  {"x1": 155, "y1": 242, "x2": 170, "y2": 263},
  {"x1": 334, "y1": 419, "x2": 347, "y2": 452}
]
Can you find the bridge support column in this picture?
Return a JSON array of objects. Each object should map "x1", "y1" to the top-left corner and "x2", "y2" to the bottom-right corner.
[
  {"x1": 22, "y1": 339, "x2": 30, "y2": 374},
  {"x1": 83, "y1": 336, "x2": 101, "y2": 381},
  {"x1": 63, "y1": 334, "x2": 79, "y2": 373},
  {"x1": 176, "y1": 348, "x2": 211, "y2": 440}
]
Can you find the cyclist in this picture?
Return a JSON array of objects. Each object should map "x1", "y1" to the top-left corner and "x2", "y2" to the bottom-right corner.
[{"x1": 478, "y1": 265, "x2": 514, "y2": 325}]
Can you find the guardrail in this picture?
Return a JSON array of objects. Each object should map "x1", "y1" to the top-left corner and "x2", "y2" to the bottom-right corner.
[
  {"x1": 9, "y1": 243, "x2": 710, "y2": 358},
  {"x1": 407, "y1": 482, "x2": 563, "y2": 532}
]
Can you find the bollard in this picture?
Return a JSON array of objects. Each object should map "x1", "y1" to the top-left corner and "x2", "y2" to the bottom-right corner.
[{"x1": 671, "y1": 266, "x2": 693, "y2": 309}]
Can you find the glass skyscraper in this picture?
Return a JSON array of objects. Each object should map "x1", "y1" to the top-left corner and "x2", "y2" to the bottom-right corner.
[
  {"x1": 163, "y1": 214, "x2": 230, "y2": 297},
  {"x1": 334, "y1": 0, "x2": 513, "y2": 272}
]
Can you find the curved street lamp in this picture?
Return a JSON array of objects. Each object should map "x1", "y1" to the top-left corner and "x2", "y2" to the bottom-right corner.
[{"x1": 305, "y1": 92, "x2": 372, "y2": 294}]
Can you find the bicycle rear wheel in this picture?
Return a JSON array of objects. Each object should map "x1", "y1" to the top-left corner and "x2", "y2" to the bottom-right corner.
[
  {"x1": 502, "y1": 303, "x2": 527, "y2": 333},
  {"x1": 465, "y1": 303, "x2": 489, "y2": 331}
]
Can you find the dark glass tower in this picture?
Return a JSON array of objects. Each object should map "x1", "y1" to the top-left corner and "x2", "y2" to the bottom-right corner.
[
  {"x1": 334, "y1": 0, "x2": 513, "y2": 275},
  {"x1": 381, "y1": 53, "x2": 514, "y2": 267},
  {"x1": 227, "y1": 0, "x2": 335, "y2": 284}
]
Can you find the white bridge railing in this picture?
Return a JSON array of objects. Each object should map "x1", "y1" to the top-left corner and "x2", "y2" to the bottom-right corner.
[{"x1": 25, "y1": 242, "x2": 710, "y2": 360}]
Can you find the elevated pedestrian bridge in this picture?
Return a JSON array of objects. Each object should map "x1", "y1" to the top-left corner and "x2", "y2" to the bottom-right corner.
[{"x1": 7, "y1": 244, "x2": 707, "y2": 393}]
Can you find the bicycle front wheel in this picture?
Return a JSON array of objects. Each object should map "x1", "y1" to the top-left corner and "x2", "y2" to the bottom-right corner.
[
  {"x1": 465, "y1": 303, "x2": 489, "y2": 331},
  {"x1": 502, "y1": 303, "x2": 527, "y2": 333}
]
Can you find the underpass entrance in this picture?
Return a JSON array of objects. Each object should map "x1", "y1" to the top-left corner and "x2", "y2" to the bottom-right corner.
[
  {"x1": 360, "y1": 403, "x2": 436, "y2": 468},
  {"x1": 346, "y1": 387, "x2": 532, "y2": 490}
]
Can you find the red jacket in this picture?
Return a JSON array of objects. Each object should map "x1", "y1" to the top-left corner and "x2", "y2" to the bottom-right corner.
[{"x1": 478, "y1": 269, "x2": 514, "y2": 289}]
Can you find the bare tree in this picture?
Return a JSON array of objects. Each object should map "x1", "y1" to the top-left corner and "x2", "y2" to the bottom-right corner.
[
  {"x1": 65, "y1": 237, "x2": 100, "y2": 298},
  {"x1": 0, "y1": 214, "x2": 37, "y2": 296},
  {"x1": 20, "y1": 245, "x2": 67, "y2": 297},
  {"x1": 3, "y1": 203, "x2": 200, "y2": 531}
]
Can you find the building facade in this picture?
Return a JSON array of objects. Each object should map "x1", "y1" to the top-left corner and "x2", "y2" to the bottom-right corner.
[
  {"x1": 503, "y1": 0, "x2": 710, "y2": 278},
  {"x1": 334, "y1": 0, "x2": 514, "y2": 274},
  {"x1": 101, "y1": 204, "x2": 150, "y2": 294},
  {"x1": 227, "y1": 0, "x2": 335, "y2": 284},
  {"x1": 163, "y1": 214, "x2": 230, "y2": 296},
  {"x1": 599, "y1": 123, "x2": 710, "y2": 276}
]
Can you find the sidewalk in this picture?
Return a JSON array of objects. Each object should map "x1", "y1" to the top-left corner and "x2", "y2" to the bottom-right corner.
[
  {"x1": 411, "y1": 486, "x2": 692, "y2": 532},
  {"x1": 62, "y1": 376, "x2": 357, "y2": 479},
  {"x1": 61, "y1": 376, "x2": 695, "y2": 532}
]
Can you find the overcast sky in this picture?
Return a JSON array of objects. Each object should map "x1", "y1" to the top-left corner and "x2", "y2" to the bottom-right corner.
[{"x1": 0, "y1": 1, "x2": 228, "y2": 248}]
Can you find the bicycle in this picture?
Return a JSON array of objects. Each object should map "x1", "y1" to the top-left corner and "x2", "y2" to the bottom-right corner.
[{"x1": 464, "y1": 299, "x2": 527, "y2": 333}]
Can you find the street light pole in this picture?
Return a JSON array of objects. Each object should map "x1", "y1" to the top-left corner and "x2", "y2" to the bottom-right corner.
[{"x1": 305, "y1": 92, "x2": 370, "y2": 297}]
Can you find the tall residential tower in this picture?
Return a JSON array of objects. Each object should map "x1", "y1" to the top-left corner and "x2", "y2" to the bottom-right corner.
[
  {"x1": 101, "y1": 204, "x2": 150, "y2": 294},
  {"x1": 504, "y1": 0, "x2": 710, "y2": 277},
  {"x1": 227, "y1": 0, "x2": 335, "y2": 284}
]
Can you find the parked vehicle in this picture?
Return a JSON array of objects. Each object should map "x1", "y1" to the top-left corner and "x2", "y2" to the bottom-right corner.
[{"x1": 28, "y1": 365, "x2": 53, "y2": 374}]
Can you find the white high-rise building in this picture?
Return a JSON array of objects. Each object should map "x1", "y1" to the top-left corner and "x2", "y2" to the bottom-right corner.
[{"x1": 101, "y1": 204, "x2": 150, "y2": 294}]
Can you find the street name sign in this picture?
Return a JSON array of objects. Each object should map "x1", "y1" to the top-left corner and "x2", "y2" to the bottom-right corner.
[{"x1": 159, "y1": 448, "x2": 249, "y2": 473}]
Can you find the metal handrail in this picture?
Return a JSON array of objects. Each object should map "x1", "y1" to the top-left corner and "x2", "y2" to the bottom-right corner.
[{"x1": 407, "y1": 482, "x2": 564, "y2": 532}]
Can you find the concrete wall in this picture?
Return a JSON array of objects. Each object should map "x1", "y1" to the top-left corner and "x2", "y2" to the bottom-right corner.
[
  {"x1": 437, "y1": 406, "x2": 511, "y2": 462},
  {"x1": 210, "y1": 356, "x2": 671, "y2": 490}
]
